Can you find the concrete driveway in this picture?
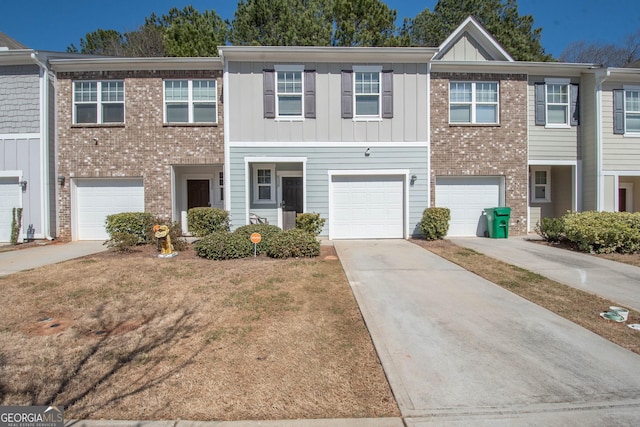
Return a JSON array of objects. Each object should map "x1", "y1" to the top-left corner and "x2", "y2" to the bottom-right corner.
[
  {"x1": 0, "y1": 241, "x2": 106, "y2": 276},
  {"x1": 334, "y1": 240, "x2": 640, "y2": 426},
  {"x1": 451, "y1": 236, "x2": 640, "y2": 312}
]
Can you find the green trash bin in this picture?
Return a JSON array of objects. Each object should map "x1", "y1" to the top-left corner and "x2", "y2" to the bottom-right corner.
[{"x1": 484, "y1": 207, "x2": 511, "y2": 238}]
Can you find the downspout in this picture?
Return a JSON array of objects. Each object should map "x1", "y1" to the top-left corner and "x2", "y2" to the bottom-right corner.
[
  {"x1": 31, "y1": 52, "x2": 54, "y2": 240},
  {"x1": 221, "y1": 51, "x2": 231, "y2": 214},
  {"x1": 426, "y1": 61, "x2": 432, "y2": 207},
  {"x1": 595, "y1": 69, "x2": 610, "y2": 211}
]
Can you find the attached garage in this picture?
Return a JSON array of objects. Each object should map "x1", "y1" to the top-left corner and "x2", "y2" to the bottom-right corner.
[
  {"x1": 330, "y1": 174, "x2": 405, "y2": 239},
  {"x1": 74, "y1": 178, "x2": 144, "y2": 240},
  {"x1": 0, "y1": 176, "x2": 21, "y2": 242},
  {"x1": 435, "y1": 176, "x2": 504, "y2": 237}
]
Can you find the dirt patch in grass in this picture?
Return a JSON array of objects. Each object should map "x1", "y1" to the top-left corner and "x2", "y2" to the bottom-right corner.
[
  {"x1": 412, "y1": 239, "x2": 640, "y2": 355},
  {"x1": 0, "y1": 244, "x2": 398, "y2": 421}
]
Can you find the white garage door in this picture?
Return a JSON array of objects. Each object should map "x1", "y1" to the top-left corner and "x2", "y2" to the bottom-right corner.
[
  {"x1": 76, "y1": 178, "x2": 144, "y2": 240},
  {"x1": 331, "y1": 175, "x2": 404, "y2": 239},
  {"x1": 435, "y1": 176, "x2": 502, "y2": 237},
  {"x1": 0, "y1": 177, "x2": 21, "y2": 242}
]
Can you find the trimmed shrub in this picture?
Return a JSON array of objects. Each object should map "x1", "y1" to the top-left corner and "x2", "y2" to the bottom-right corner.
[
  {"x1": 535, "y1": 217, "x2": 565, "y2": 243},
  {"x1": 233, "y1": 224, "x2": 282, "y2": 254},
  {"x1": 105, "y1": 212, "x2": 154, "y2": 244},
  {"x1": 193, "y1": 231, "x2": 253, "y2": 260},
  {"x1": 187, "y1": 207, "x2": 230, "y2": 237},
  {"x1": 266, "y1": 228, "x2": 320, "y2": 258},
  {"x1": 563, "y1": 211, "x2": 640, "y2": 254},
  {"x1": 296, "y1": 212, "x2": 326, "y2": 236},
  {"x1": 104, "y1": 232, "x2": 140, "y2": 252},
  {"x1": 419, "y1": 207, "x2": 450, "y2": 240}
]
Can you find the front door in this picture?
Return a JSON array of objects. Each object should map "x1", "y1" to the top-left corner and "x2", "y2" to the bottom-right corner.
[
  {"x1": 187, "y1": 179, "x2": 210, "y2": 209},
  {"x1": 282, "y1": 177, "x2": 303, "y2": 230},
  {"x1": 619, "y1": 188, "x2": 628, "y2": 212}
]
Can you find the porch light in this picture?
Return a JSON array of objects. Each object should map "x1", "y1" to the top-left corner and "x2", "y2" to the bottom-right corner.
[
  {"x1": 18, "y1": 180, "x2": 27, "y2": 191},
  {"x1": 365, "y1": 147, "x2": 371, "y2": 156},
  {"x1": 57, "y1": 176, "x2": 66, "y2": 186},
  {"x1": 411, "y1": 175, "x2": 417, "y2": 184}
]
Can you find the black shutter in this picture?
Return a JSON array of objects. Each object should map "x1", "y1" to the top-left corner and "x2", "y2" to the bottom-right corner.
[
  {"x1": 534, "y1": 82, "x2": 546, "y2": 126},
  {"x1": 304, "y1": 70, "x2": 316, "y2": 119},
  {"x1": 613, "y1": 89, "x2": 625, "y2": 135},
  {"x1": 570, "y1": 84, "x2": 579, "y2": 126},
  {"x1": 341, "y1": 70, "x2": 353, "y2": 119},
  {"x1": 263, "y1": 70, "x2": 276, "y2": 119},
  {"x1": 381, "y1": 70, "x2": 393, "y2": 118}
]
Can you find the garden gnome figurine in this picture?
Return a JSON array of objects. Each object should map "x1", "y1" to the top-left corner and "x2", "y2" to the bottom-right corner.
[{"x1": 153, "y1": 224, "x2": 177, "y2": 258}]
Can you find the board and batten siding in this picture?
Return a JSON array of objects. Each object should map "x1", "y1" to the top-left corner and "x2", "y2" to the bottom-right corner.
[
  {"x1": 601, "y1": 83, "x2": 640, "y2": 171},
  {"x1": 227, "y1": 62, "x2": 428, "y2": 143},
  {"x1": 527, "y1": 76, "x2": 580, "y2": 162},
  {"x1": 439, "y1": 33, "x2": 492, "y2": 61},
  {"x1": 580, "y1": 73, "x2": 598, "y2": 211},
  {"x1": 0, "y1": 65, "x2": 40, "y2": 134},
  {"x1": 228, "y1": 146, "x2": 429, "y2": 236}
]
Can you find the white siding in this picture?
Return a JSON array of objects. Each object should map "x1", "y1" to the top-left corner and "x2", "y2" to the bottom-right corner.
[{"x1": 602, "y1": 83, "x2": 640, "y2": 171}]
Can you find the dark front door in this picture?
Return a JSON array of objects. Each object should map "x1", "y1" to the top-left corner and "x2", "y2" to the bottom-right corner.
[
  {"x1": 188, "y1": 179, "x2": 210, "y2": 209},
  {"x1": 282, "y1": 177, "x2": 303, "y2": 230},
  {"x1": 619, "y1": 188, "x2": 628, "y2": 212}
]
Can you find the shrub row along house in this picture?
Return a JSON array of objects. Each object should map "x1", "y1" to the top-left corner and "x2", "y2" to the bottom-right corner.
[{"x1": 1, "y1": 17, "x2": 639, "y2": 242}]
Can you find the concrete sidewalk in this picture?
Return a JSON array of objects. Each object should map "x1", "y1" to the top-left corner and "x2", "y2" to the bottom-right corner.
[
  {"x1": 335, "y1": 239, "x2": 640, "y2": 426},
  {"x1": 0, "y1": 241, "x2": 107, "y2": 276},
  {"x1": 450, "y1": 236, "x2": 640, "y2": 312}
]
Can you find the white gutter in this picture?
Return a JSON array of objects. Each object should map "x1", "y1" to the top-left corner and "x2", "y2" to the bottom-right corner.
[
  {"x1": 30, "y1": 52, "x2": 54, "y2": 240},
  {"x1": 595, "y1": 69, "x2": 610, "y2": 211},
  {"x1": 221, "y1": 52, "x2": 231, "y2": 213}
]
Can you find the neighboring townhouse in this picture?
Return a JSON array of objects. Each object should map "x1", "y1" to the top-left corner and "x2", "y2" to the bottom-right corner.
[
  {"x1": 582, "y1": 67, "x2": 640, "y2": 213},
  {"x1": 49, "y1": 57, "x2": 224, "y2": 240},
  {"x1": 0, "y1": 33, "x2": 60, "y2": 242},
  {"x1": 219, "y1": 46, "x2": 436, "y2": 238}
]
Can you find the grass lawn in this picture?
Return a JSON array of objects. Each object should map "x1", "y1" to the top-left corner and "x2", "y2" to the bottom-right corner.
[
  {"x1": 0, "y1": 245, "x2": 399, "y2": 421},
  {"x1": 413, "y1": 239, "x2": 640, "y2": 356}
]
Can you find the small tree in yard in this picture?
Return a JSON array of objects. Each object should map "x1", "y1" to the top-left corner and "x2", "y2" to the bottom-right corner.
[{"x1": 419, "y1": 207, "x2": 450, "y2": 240}]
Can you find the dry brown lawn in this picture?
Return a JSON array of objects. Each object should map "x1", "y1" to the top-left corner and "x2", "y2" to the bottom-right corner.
[
  {"x1": 0, "y1": 245, "x2": 399, "y2": 421},
  {"x1": 413, "y1": 239, "x2": 640, "y2": 355}
]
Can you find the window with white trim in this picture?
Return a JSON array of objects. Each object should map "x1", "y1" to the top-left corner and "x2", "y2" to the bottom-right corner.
[
  {"x1": 253, "y1": 165, "x2": 275, "y2": 203},
  {"x1": 74, "y1": 81, "x2": 124, "y2": 124},
  {"x1": 354, "y1": 67, "x2": 381, "y2": 118},
  {"x1": 164, "y1": 79, "x2": 217, "y2": 124},
  {"x1": 546, "y1": 83, "x2": 569, "y2": 125},
  {"x1": 218, "y1": 171, "x2": 224, "y2": 201},
  {"x1": 276, "y1": 66, "x2": 303, "y2": 118},
  {"x1": 531, "y1": 167, "x2": 551, "y2": 202},
  {"x1": 625, "y1": 88, "x2": 640, "y2": 133},
  {"x1": 449, "y1": 81, "x2": 498, "y2": 124}
]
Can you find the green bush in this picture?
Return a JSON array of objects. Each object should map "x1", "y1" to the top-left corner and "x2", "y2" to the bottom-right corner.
[
  {"x1": 233, "y1": 224, "x2": 282, "y2": 254},
  {"x1": 187, "y1": 208, "x2": 230, "y2": 237},
  {"x1": 266, "y1": 228, "x2": 320, "y2": 258},
  {"x1": 419, "y1": 207, "x2": 450, "y2": 240},
  {"x1": 105, "y1": 212, "x2": 154, "y2": 244},
  {"x1": 296, "y1": 212, "x2": 326, "y2": 236},
  {"x1": 563, "y1": 211, "x2": 640, "y2": 254},
  {"x1": 193, "y1": 231, "x2": 254, "y2": 260},
  {"x1": 10, "y1": 207, "x2": 22, "y2": 245},
  {"x1": 535, "y1": 217, "x2": 565, "y2": 243}
]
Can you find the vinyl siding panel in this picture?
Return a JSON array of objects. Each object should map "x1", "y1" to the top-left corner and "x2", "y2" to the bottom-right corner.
[
  {"x1": 528, "y1": 76, "x2": 579, "y2": 161},
  {"x1": 227, "y1": 62, "x2": 428, "y2": 143},
  {"x1": 0, "y1": 65, "x2": 40, "y2": 134},
  {"x1": 229, "y1": 146, "x2": 429, "y2": 236},
  {"x1": 580, "y1": 73, "x2": 598, "y2": 211},
  {"x1": 602, "y1": 83, "x2": 640, "y2": 171}
]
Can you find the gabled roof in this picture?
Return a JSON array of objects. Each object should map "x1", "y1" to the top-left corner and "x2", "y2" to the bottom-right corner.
[
  {"x1": 433, "y1": 16, "x2": 514, "y2": 62},
  {"x1": 0, "y1": 32, "x2": 28, "y2": 50}
]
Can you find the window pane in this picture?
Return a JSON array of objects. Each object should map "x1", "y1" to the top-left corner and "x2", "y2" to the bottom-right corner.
[
  {"x1": 193, "y1": 80, "x2": 216, "y2": 101},
  {"x1": 102, "y1": 103, "x2": 124, "y2": 123},
  {"x1": 535, "y1": 171, "x2": 547, "y2": 185},
  {"x1": 627, "y1": 113, "x2": 640, "y2": 132},
  {"x1": 535, "y1": 185, "x2": 546, "y2": 199},
  {"x1": 450, "y1": 83, "x2": 472, "y2": 102},
  {"x1": 76, "y1": 104, "x2": 97, "y2": 123},
  {"x1": 547, "y1": 84, "x2": 568, "y2": 104},
  {"x1": 450, "y1": 105, "x2": 471, "y2": 123},
  {"x1": 277, "y1": 71, "x2": 302, "y2": 94},
  {"x1": 193, "y1": 103, "x2": 216, "y2": 122},
  {"x1": 547, "y1": 105, "x2": 567, "y2": 124},
  {"x1": 278, "y1": 95, "x2": 302, "y2": 116},
  {"x1": 476, "y1": 83, "x2": 497, "y2": 103},
  {"x1": 75, "y1": 82, "x2": 96, "y2": 102},
  {"x1": 626, "y1": 91, "x2": 640, "y2": 112},
  {"x1": 355, "y1": 72, "x2": 379, "y2": 94},
  {"x1": 355, "y1": 95, "x2": 379, "y2": 116},
  {"x1": 165, "y1": 81, "x2": 188, "y2": 101},
  {"x1": 166, "y1": 104, "x2": 188, "y2": 122},
  {"x1": 258, "y1": 186, "x2": 271, "y2": 200},
  {"x1": 101, "y1": 81, "x2": 124, "y2": 102},
  {"x1": 257, "y1": 169, "x2": 271, "y2": 184},
  {"x1": 476, "y1": 105, "x2": 497, "y2": 123}
]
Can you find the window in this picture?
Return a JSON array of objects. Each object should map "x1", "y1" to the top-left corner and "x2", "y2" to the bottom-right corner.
[
  {"x1": 355, "y1": 70, "x2": 381, "y2": 118},
  {"x1": 449, "y1": 82, "x2": 498, "y2": 124},
  {"x1": 614, "y1": 87, "x2": 640, "y2": 135},
  {"x1": 253, "y1": 165, "x2": 275, "y2": 203},
  {"x1": 534, "y1": 79, "x2": 578, "y2": 128},
  {"x1": 276, "y1": 66, "x2": 303, "y2": 118},
  {"x1": 164, "y1": 79, "x2": 217, "y2": 124},
  {"x1": 74, "y1": 81, "x2": 124, "y2": 124},
  {"x1": 531, "y1": 167, "x2": 551, "y2": 202},
  {"x1": 218, "y1": 171, "x2": 224, "y2": 201}
]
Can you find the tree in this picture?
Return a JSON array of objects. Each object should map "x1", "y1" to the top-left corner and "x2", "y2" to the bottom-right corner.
[
  {"x1": 332, "y1": 0, "x2": 400, "y2": 47},
  {"x1": 230, "y1": 0, "x2": 332, "y2": 46},
  {"x1": 559, "y1": 29, "x2": 640, "y2": 67},
  {"x1": 161, "y1": 6, "x2": 228, "y2": 56},
  {"x1": 402, "y1": 0, "x2": 552, "y2": 62},
  {"x1": 67, "y1": 29, "x2": 125, "y2": 56}
]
